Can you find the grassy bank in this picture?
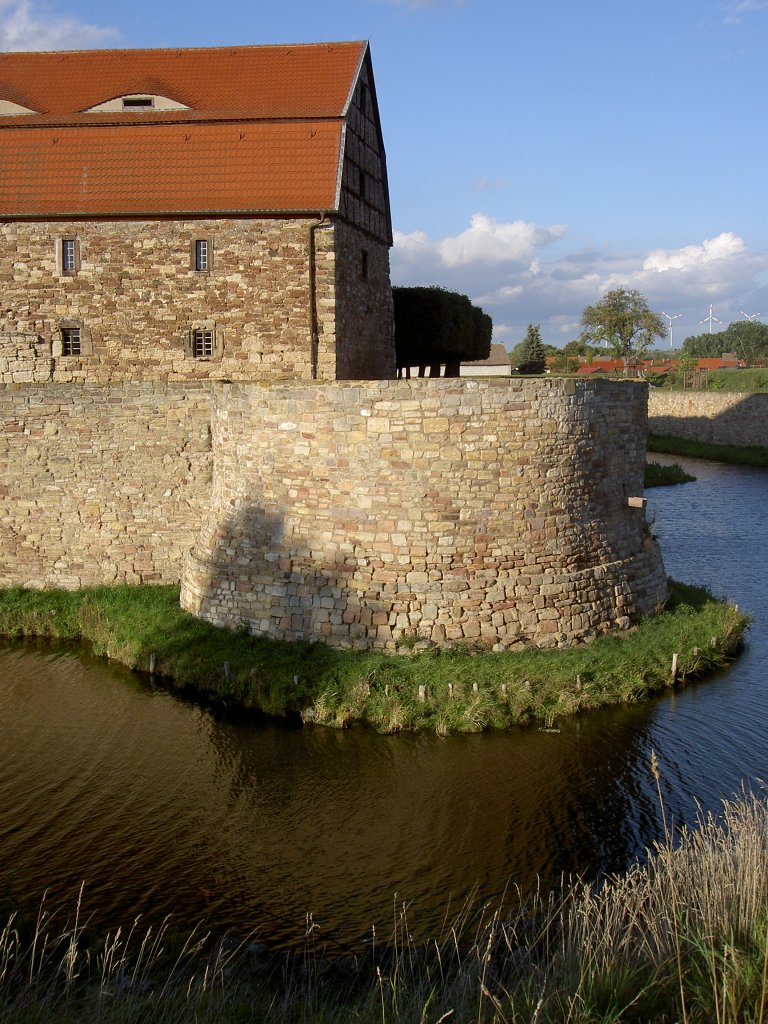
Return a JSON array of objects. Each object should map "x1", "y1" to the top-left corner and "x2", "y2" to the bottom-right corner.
[
  {"x1": 644, "y1": 460, "x2": 696, "y2": 486},
  {"x1": 2, "y1": 786, "x2": 767, "y2": 1022},
  {"x1": 648, "y1": 433, "x2": 768, "y2": 468},
  {"x1": 654, "y1": 367, "x2": 768, "y2": 392},
  {"x1": 0, "y1": 581, "x2": 749, "y2": 735}
]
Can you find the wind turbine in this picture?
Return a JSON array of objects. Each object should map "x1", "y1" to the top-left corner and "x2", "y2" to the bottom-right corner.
[
  {"x1": 661, "y1": 311, "x2": 682, "y2": 352},
  {"x1": 699, "y1": 304, "x2": 722, "y2": 334},
  {"x1": 740, "y1": 310, "x2": 762, "y2": 321}
]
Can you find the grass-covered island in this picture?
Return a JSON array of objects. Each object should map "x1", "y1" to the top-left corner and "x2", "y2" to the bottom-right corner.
[
  {"x1": 0, "y1": 580, "x2": 748, "y2": 735},
  {"x1": 644, "y1": 459, "x2": 696, "y2": 487}
]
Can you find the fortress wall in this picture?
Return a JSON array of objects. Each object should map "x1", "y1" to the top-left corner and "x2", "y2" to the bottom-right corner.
[
  {"x1": 648, "y1": 390, "x2": 768, "y2": 447},
  {"x1": 0, "y1": 383, "x2": 212, "y2": 588},
  {"x1": 181, "y1": 378, "x2": 667, "y2": 651}
]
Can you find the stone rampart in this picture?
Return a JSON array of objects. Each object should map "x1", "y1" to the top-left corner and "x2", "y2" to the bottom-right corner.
[
  {"x1": 648, "y1": 391, "x2": 768, "y2": 447},
  {"x1": 181, "y1": 378, "x2": 667, "y2": 650},
  {"x1": 0, "y1": 383, "x2": 212, "y2": 588}
]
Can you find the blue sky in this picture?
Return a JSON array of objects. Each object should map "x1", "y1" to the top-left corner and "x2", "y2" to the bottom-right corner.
[{"x1": 3, "y1": 0, "x2": 767, "y2": 350}]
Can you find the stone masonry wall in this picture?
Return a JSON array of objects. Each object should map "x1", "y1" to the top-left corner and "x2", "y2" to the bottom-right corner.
[
  {"x1": 0, "y1": 383, "x2": 211, "y2": 588},
  {"x1": 648, "y1": 390, "x2": 768, "y2": 447},
  {"x1": 334, "y1": 223, "x2": 395, "y2": 380},
  {"x1": 0, "y1": 217, "x2": 394, "y2": 384},
  {"x1": 181, "y1": 378, "x2": 667, "y2": 651}
]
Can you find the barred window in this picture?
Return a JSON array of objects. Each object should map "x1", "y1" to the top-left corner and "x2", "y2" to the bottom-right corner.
[
  {"x1": 192, "y1": 329, "x2": 214, "y2": 358},
  {"x1": 61, "y1": 327, "x2": 81, "y2": 356}
]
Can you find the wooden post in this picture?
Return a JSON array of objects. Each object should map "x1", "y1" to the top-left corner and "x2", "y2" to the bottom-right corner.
[
  {"x1": 671, "y1": 653, "x2": 678, "y2": 680},
  {"x1": 418, "y1": 685, "x2": 427, "y2": 703},
  {"x1": 448, "y1": 683, "x2": 454, "y2": 698},
  {"x1": 149, "y1": 653, "x2": 156, "y2": 675},
  {"x1": 576, "y1": 675, "x2": 582, "y2": 691},
  {"x1": 224, "y1": 661, "x2": 231, "y2": 682}
]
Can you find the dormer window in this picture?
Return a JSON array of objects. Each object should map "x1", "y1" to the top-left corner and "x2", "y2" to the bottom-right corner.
[
  {"x1": 85, "y1": 94, "x2": 189, "y2": 113},
  {"x1": 0, "y1": 99, "x2": 39, "y2": 115}
]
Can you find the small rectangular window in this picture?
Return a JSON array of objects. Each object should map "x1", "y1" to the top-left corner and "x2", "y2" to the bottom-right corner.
[
  {"x1": 192, "y1": 329, "x2": 214, "y2": 358},
  {"x1": 359, "y1": 170, "x2": 367, "y2": 200},
  {"x1": 61, "y1": 238, "x2": 78, "y2": 273},
  {"x1": 195, "y1": 239, "x2": 209, "y2": 272},
  {"x1": 123, "y1": 97, "x2": 153, "y2": 108},
  {"x1": 61, "y1": 327, "x2": 81, "y2": 356}
]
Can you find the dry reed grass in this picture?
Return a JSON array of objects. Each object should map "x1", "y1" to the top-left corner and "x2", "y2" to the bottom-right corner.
[{"x1": 2, "y1": 780, "x2": 767, "y2": 1022}]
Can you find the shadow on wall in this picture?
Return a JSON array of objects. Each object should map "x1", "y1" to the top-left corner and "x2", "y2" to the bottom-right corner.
[
  {"x1": 647, "y1": 391, "x2": 768, "y2": 448},
  {"x1": 183, "y1": 502, "x2": 391, "y2": 649}
]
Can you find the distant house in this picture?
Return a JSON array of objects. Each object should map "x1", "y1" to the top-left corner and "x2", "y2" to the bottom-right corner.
[
  {"x1": 0, "y1": 42, "x2": 395, "y2": 383},
  {"x1": 461, "y1": 343, "x2": 512, "y2": 376}
]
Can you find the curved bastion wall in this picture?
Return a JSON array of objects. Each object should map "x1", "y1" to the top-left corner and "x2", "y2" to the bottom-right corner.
[{"x1": 181, "y1": 377, "x2": 668, "y2": 650}]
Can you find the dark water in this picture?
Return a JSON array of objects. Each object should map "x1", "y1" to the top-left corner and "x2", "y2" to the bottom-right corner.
[{"x1": 0, "y1": 455, "x2": 766, "y2": 951}]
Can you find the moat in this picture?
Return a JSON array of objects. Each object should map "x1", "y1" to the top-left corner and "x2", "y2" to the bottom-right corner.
[{"x1": 0, "y1": 454, "x2": 765, "y2": 952}]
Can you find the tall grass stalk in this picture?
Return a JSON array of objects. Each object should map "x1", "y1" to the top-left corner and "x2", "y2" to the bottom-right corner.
[{"x1": 2, "y1": 787, "x2": 768, "y2": 1021}]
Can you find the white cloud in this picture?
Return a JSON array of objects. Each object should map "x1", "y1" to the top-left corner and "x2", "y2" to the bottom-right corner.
[
  {"x1": 642, "y1": 232, "x2": 746, "y2": 272},
  {"x1": 392, "y1": 220, "x2": 768, "y2": 347},
  {"x1": 393, "y1": 213, "x2": 566, "y2": 271},
  {"x1": 722, "y1": 0, "x2": 768, "y2": 24},
  {"x1": 0, "y1": 0, "x2": 117, "y2": 51}
]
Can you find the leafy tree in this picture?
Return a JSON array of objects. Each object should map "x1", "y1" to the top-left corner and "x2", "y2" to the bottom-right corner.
[
  {"x1": 682, "y1": 320, "x2": 768, "y2": 364},
  {"x1": 393, "y1": 286, "x2": 492, "y2": 378},
  {"x1": 580, "y1": 288, "x2": 665, "y2": 371},
  {"x1": 516, "y1": 323, "x2": 546, "y2": 374},
  {"x1": 563, "y1": 339, "x2": 596, "y2": 359},
  {"x1": 681, "y1": 332, "x2": 729, "y2": 359},
  {"x1": 549, "y1": 350, "x2": 580, "y2": 374}
]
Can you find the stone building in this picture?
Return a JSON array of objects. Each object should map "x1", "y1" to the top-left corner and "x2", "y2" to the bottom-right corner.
[
  {"x1": 0, "y1": 42, "x2": 669, "y2": 652},
  {"x1": 0, "y1": 41, "x2": 395, "y2": 383}
]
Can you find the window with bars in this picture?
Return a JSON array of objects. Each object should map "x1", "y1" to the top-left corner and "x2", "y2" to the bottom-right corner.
[
  {"x1": 192, "y1": 329, "x2": 214, "y2": 358},
  {"x1": 61, "y1": 327, "x2": 81, "y2": 356}
]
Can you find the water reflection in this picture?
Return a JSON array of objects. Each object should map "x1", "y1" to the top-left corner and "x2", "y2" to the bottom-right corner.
[{"x1": 0, "y1": 455, "x2": 766, "y2": 950}]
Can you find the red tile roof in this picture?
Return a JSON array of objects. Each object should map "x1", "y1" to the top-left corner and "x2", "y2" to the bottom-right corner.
[
  {"x1": 0, "y1": 42, "x2": 365, "y2": 122},
  {"x1": 0, "y1": 42, "x2": 367, "y2": 216},
  {"x1": 1, "y1": 122, "x2": 341, "y2": 215}
]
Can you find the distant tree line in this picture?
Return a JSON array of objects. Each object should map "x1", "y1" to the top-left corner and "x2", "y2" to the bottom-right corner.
[
  {"x1": 681, "y1": 320, "x2": 768, "y2": 364},
  {"x1": 393, "y1": 286, "x2": 493, "y2": 378}
]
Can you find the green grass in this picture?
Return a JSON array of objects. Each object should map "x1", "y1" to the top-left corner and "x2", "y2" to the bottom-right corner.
[
  {"x1": 0, "y1": 580, "x2": 749, "y2": 735},
  {"x1": 655, "y1": 368, "x2": 768, "y2": 392},
  {"x1": 2, "y1": 786, "x2": 767, "y2": 1022},
  {"x1": 648, "y1": 434, "x2": 768, "y2": 467},
  {"x1": 644, "y1": 460, "x2": 696, "y2": 487}
]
